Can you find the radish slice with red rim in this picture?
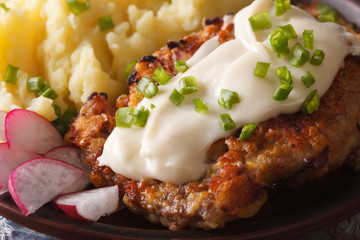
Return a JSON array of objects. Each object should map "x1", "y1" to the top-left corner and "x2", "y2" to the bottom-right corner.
[
  {"x1": 8, "y1": 158, "x2": 84, "y2": 216},
  {"x1": 5, "y1": 109, "x2": 63, "y2": 154},
  {"x1": 0, "y1": 143, "x2": 40, "y2": 195},
  {"x1": 54, "y1": 185, "x2": 122, "y2": 221},
  {"x1": 45, "y1": 146, "x2": 91, "y2": 193}
]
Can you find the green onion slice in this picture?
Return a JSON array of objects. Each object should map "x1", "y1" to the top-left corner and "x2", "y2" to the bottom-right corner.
[
  {"x1": 248, "y1": 12, "x2": 272, "y2": 32},
  {"x1": 51, "y1": 106, "x2": 77, "y2": 136},
  {"x1": 169, "y1": 89, "x2": 185, "y2": 106},
  {"x1": 137, "y1": 77, "x2": 159, "y2": 99},
  {"x1": 125, "y1": 60, "x2": 137, "y2": 77},
  {"x1": 41, "y1": 87, "x2": 58, "y2": 100},
  {"x1": 254, "y1": 62, "x2": 271, "y2": 78},
  {"x1": 98, "y1": 15, "x2": 115, "y2": 31},
  {"x1": 0, "y1": 3, "x2": 9, "y2": 12},
  {"x1": 66, "y1": 0, "x2": 90, "y2": 15},
  {"x1": 273, "y1": 84, "x2": 294, "y2": 101},
  {"x1": 116, "y1": 107, "x2": 134, "y2": 128},
  {"x1": 274, "y1": 0, "x2": 291, "y2": 16},
  {"x1": 269, "y1": 29, "x2": 290, "y2": 57},
  {"x1": 152, "y1": 66, "x2": 171, "y2": 85},
  {"x1": 27, "y1": 77, "x2": 45, "y2": 93},
  {"x1": 132, "y1": 106, "x2": 150, "y2": 127},
  {"x1": 301, "y1": 71, "x2": 316, "y2": 88},
  {"x1": 318, "y1": 3, "x2": 338, "y2": 22},
  {"x1": 218, "y1": 113, "x2": 236, "y2": 131},
  {"x1": 278, "y1": 24, "x2": 298, "y2": 40},
  {"x1": 53, "y1": 104, "x2": 62, "y2": 117},
  {"x1": 275, "y1": 66, "x2": 292, "y2": 85},
  {"x1": 174, "y1": 60, "x2": 189, "y2": 73},
  {"x1": 288, "y1": 42, "x2": 310, "y2": 67},
  {"x1": 300, "y1": 90, "x2": 320, "y2": 114},
  {"x1": 239, "y1": 123, "x2": 257, "y2": 141},
  {"x1": 179, "y1": 76, "x2": 198, "y2": 95},
  {"x1": 62, "y1": 106, "x2": 77, "y2": 124},
  {"x1": 303, "y1": 30, "x2": 314, "y2": 49},
  {"x1": 310, "y1": 49, "x2": 325, "y2": 66},
  {"x1": 193, "y1": 98, "x2": 209, "y2": 114},
  {"x1": 4, "y1": 64, "x2": 20, "y2": 85},
  {"x1": 150, "y1": 104, "x2": 156, "y2": 109},
  {"x1": 218, "y1": 89, "x2": 241, "y2": 110}
]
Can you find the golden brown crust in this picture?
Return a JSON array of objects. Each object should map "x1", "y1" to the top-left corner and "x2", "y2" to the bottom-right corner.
[{"x1": 67, "y1": 4, "x2": 360, "y2": 230}]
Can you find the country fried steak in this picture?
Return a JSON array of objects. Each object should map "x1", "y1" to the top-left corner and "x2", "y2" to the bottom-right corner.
[{"x1": 66, "y1": 3, "x2": 360, "y2": 230}]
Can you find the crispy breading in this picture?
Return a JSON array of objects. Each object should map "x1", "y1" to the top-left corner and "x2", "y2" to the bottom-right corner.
[{"x1": 67, "y1": 4, "x2": 360, "y2": 230}]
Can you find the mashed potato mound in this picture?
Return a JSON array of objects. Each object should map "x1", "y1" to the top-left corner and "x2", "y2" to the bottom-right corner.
[{"x1": 0, "y1": 0, "x2": 252, "y2": 121}]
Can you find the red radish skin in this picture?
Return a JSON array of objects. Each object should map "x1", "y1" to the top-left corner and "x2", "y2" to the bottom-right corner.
[
  {"x1": 0, "y1": 110, "x2": 6, "y2": 142},
  {"x1": 8, "y1": 158, "x2": 84, "y2": 216},
  {"x1": 45, "y1": 146, "x2": 90, "y2": 193},
  {"x1": 0, "y1": 143, "x2": 40, "y2": 194},
  {"x1": 54, "y1": 185, "x2": 122, "y2": 221},
  {"x1": 5, "y1": 109, "x2": 63, "y2": 154}
]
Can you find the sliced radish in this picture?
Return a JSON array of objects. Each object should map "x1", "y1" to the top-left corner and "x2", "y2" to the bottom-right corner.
[
  {"x1": 45, "y1": 146, "x2": 90, "y2": 193},
  {"x1": 5, "y1": 109, "x2": 63, "y2": 154},
  {"x1": 44, "y1": 146, "x2": 86, "y2": 169},
  {"x1": 0, "y1": 143, "x2": 40, "y2": 195},
  {"x1": 54, "y1": 185, "x2": 121, "y2": 221},
  {"x1": 8, "y1": 158, "x2": 84, "y2": 216},
  {"x1": 0, "y1": 110, "x2": 6, "y2": 142}
]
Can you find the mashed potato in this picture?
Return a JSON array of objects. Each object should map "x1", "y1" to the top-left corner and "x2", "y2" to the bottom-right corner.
[{"x1": 0, "y1": 0, "x2": 252, "y2": 121}]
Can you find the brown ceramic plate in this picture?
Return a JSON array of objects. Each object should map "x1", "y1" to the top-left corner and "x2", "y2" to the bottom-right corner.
[{"x1": 1, "y1": 0, "x2": 360, "y2": 239}]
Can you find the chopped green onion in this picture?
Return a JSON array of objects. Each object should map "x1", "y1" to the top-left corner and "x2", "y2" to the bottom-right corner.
[
  {"x1": 41, "y1": 87, "x2": 58, "y2": 100},
  {"x1": 179, "y1": 76, "x2": 198, "y2": 95},
  {"x1": 4, "y1": 64, "x2": 19, "y2": 85},
  {"x1": 218, "y1": 113, "x2": 236, "y2": 131},
  {"x1": 136, "y1": 91, "x2": 142, "y2": 100},
  {"x1": 137, "y1": 77, "x2": 159, "y2": 99},
  {"x1": 62, "y1": 106, "x2": 77, "y2": 125},
  {"x1": 37, "y1": 82, "x2": 57, "y2": 100},
  {"x1": 53, "y1": 104, "x2": 62, "y2": 117},
  {"x1": 273, "y1": 84, "x2": 294, "y2": 101},
  {"x1": 301, "y1": 71, "x2": 316, "y2": 88},
  {"x1": 303, "y1": 30, "x2": 314, "y2": 49},
  {"x1": 152, "y1": 66, "x2": 171, "y2": 85},
  {"x1": 174, "y1": 60, "x2": 189, "y2": 73},
  {"x1": 218, "y1": 89, "x2": 241, "y2": 110},
  {"x1": 0, "y1": 3, "x2": 9, "y2": 12},
  {"x1": 310, "y1": 49, "x2": 325, "y2": 66},
  {"x1": 98, "y1": 15, "x2": 115, "y2": 31},
  {"x1": 27, "y1": 77, "x2": 45, "y2": 93},
  {"x1": 66, "y1": 0, "x2": 90, "y2": 15},
  {"x1": 192, "y1": 98, "x2": 208, "y2": 114},
  {"x1": 318, "y1": 3, "x2": 338, "y2": 22},
  {"x1": 132, "y1": 106, "x2": 150, "y2": 127},
  {"x1": 51, "y1": 106, "x2": 77, "y2": 136},
  {"x1": 150, "y1": 104, "x2": 156, "y2": 109},
  {"x1": 300, "y1": 90, "x2": 320, "y2": 114},
  {"x1": 288, "y1": 42, "x2": 310, "y2": 67},
  {"x1": 248, "y1": 12, "x2": 272, "y2": 32},
  {"x1": 169, "y1": 89, "x2": 185, "y2": 106},
  {"x1": 239, "y1": 123, "x2": 257, "y2": 141},
  {"x1": 254, "y1": 62, "x2": 271, "y2": 78},
  {"x1": 275, "y1": 66, "x2": 292, "y2": 85},
  {"x1": 125, "y1": 60, "x2": 137, "y2": 77},
  {"x1": 269, "y1": 29, "x2": 290, "y2": 57},
  {"x1": 278, "y1": 24, "x2": 298, "y2": 40},
  {"x1": 274, "y1": 0, "x2": 291, "y2": 16},
  {"x1": 116, "y1": 107, "x2": 134, "y2": 128}
]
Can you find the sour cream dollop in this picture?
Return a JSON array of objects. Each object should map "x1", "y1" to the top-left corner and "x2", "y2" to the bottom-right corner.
[{"x1": 98, "y1": 0, "x2": 360, "y2": 184}]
